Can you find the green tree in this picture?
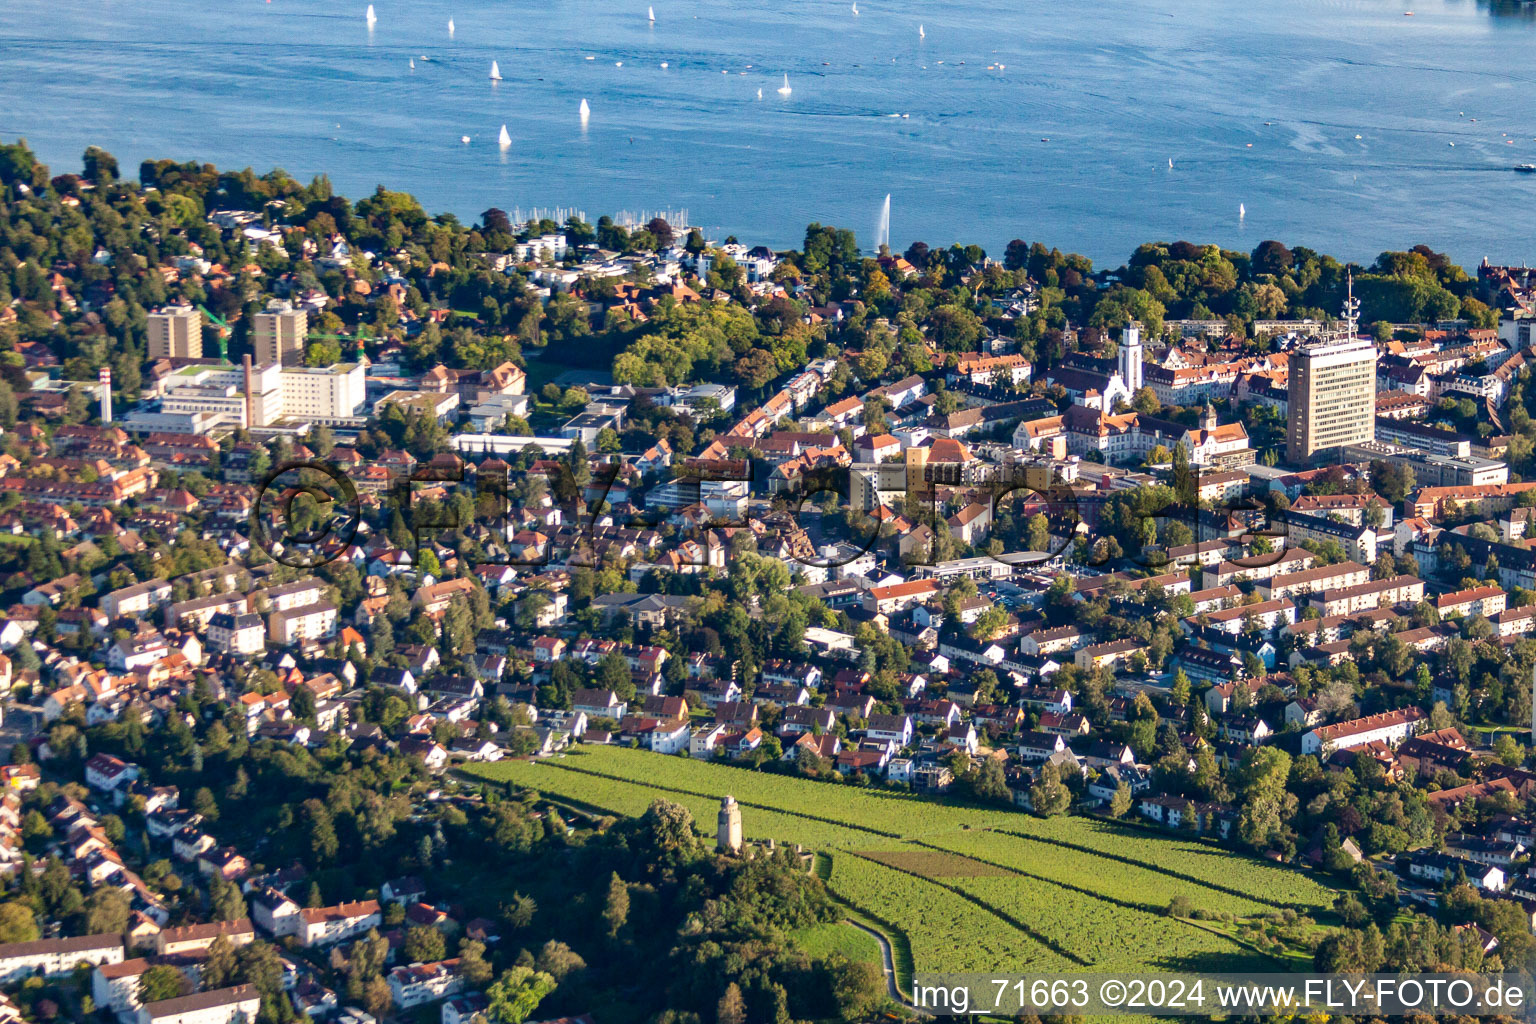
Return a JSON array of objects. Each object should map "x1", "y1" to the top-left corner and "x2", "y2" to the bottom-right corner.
[
  {"x1": 972, "y1": 757, "x2": 1010, "y2": 802},
  {"x1": 82, "y1": 145, "x2": 119, "y2": 185},
  {"x1": 717, "y1": 982, "x2": 747, "y2": 1024},
  {"x1": 534, "y1": 940, "x2": 586, "y2": 981},
  {"x1": 363, "y1": 975, "x2": 393, "y2": 1017},
  {"x1": 0, "y1": 903, "x2": 37, "y2": 944},
  {"x1": 1236, "y1": 747, "x2": 1294, "y2": 852},
  {"x1": 404, "y1": 924, "x2": 446, "y2": 963},
  {"x1": 1025, "y1": 513, "x2": 1051, "y2": 553},
  {"x1": 209, "y1": 877, "x2": 247, "y2": 922},
  {"x1": 1493, "y1": 732, "x2": 1525, "y2": 768},
  {"x1": 84, "y1": 887, "x2": 130, "y2": 935},
  {"x1": 601, "y1": 872, "x2": 629, "y2": 937},
  {"x1": 137, "y1": 964, "x2": 188, "y2": 1003},
  {"x1": 485, "y1": 967, "x2": 557, "y2": 1024},
  {"x1": 192, "y1": 787, "x2": 219, "y2": 821},
  {"x1": 304, "y1": 799, "x2": 340, "y2": 862},
  {"x1": 1109, "y1": 782, "x2": 1133, "y2": 818},
  {"x1": 1170, "y1": 669, "x2": 1191, "y2": 707},
  {"x1": 1029, "y1": 763, "x2": 1071, "y2": 816},
  {"x1": 459, "y1": 938, "x2": 494, "y2": 986}
]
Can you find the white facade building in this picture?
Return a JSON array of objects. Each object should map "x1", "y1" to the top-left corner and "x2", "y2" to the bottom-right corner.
[
  {"x1": 279, "y1": 363, "x2": 366, "y2": 423},
  {"x1": 1119, "y1": 321, "x2": 1144, "y2": 395},
  {"x1": 388, "y1": 961, "x2": 465, "y2": 1008},
  {"x1": 0, "y1": 934, "x2": 123, "y2": 984},
  {"x1": 268, "y1": 602, "x2": 338, "y2": 646},
  {"x1": 1300, "y1": 707, "x2": 1427, "y2": 755},
  {"x1": 136, "y1": 985, "x2": 261, "y2": 1024}
]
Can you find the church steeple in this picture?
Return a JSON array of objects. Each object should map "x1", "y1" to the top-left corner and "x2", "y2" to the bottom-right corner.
[{"x1": 1119, "y1": 321, "x2": 1144, "y2": 395}]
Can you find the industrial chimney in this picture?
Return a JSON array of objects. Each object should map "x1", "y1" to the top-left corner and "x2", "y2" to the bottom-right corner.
[
  {"x1": 97, "y1": 367, "x2": 112, "y2": 423},
  {"x1": 243, "y1": 354, "x2": 254, "y2": 428}
]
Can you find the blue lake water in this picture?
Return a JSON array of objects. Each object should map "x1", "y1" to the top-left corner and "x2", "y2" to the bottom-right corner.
[{"x1": 2, "y1": 0, "x2": 1536, "y2": 266}]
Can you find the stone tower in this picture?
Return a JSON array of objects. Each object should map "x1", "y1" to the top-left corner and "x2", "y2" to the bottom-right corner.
[
  {"x1": 717, "y1": 795, "x2": 742, "y2": 855},
  {"x1": 1201, "y1": 401, "x2": 1218, "y2": 433}
]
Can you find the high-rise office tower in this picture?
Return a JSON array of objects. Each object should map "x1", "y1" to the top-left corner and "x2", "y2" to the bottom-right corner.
[
  {"x1": 253, "y1": 305, "x2": 308, "y2": 366},
  {"x1": 1286, "y1": 278, "x2": 1375, "y2": 464},
  {"x1": 146, "y1": 307, "x2": 203, "y2": 360}
]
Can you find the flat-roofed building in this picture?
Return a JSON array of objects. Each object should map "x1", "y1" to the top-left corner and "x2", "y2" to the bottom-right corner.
[
  {"x1": 278, "y1": 363, "x2": 366, "y2": 423},
  {"x1": 1287, "y1": 335, "x2": 1376, "y2": 464},
  {"x1": 252, "y1": 305, "x2": 307, "y2": 367},
  {"x1": 147, "y1": 308, "x2": 202, "y2": 361}
]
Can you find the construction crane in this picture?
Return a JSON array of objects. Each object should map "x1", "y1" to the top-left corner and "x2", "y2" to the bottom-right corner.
[{"x1": 196, "y1": 305, "x2": 230, "y2": 360}]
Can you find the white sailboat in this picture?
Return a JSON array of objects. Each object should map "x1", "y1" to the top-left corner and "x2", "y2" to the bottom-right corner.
[
  {"x1": 498, "y1": 125, "x2": 512, "y2": 147},
  {"x1": 461, "y1": 135, "x2": 471, "y2": 144},
  {"x1": 1167, "y1": 157, "x2": 1173, "y2": 169},
  {"x1": 448, "y1": 17, "x2": 455, "y2": 34},
  {"x1": 365, "y1": 4, "x2": 376, "y2": 25},
  {"x1": 648, "y1": 5, "x2": 656, "y2": 20},
  {"x1": 918, "y1": 24, "x2": 925, "y2": 38},
  {"x1": 409, "y1": 58, "x2": 415, "y2": 69},
  {"x1": 489, "y1": 61, "x2": 503, "y2": 80},
  {"x1": 756, "y1": 87, "x2": 763, "y2": 98},
  {"x1": 851, "y1": 2, "x2": 858, "y2": 13},
  {"x1": 579, "y1": 98, "x2": 591, "y2": 119},
  {"x1": 1239, "y1": 202, "x2": 1246, "y2": 219},
  {"x1": 777, "y1": 73, "x2": 791, "y2": 95}
]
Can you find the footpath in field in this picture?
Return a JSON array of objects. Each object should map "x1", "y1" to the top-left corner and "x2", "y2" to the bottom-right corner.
[{"x1": 467, "y1": 748, "x2": 1335, "y2": 975}]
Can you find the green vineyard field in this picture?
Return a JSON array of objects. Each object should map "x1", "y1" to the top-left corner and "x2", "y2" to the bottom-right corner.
[{"x1": 465, "y1": 747, "x2": 1336, "y2": 978}]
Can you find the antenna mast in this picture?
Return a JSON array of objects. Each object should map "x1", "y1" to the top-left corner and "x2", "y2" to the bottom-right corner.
[{"x1": 1343, "y1": 271, "x2": 1360, "y2": 340}]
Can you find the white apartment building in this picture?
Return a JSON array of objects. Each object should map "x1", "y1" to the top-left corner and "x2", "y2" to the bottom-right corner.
[
  {"x1": 206, "y1": 612, "x2": 266, "y2": 656},
  {"x1": 388, "y1": 960, "x2": 466, "y2": 1008},
  {"x1": 258, "y1": 578, "x2": 326, "y2": 614},
  {"x1": 1301, "y1": 707, "x2": 1427, "y2": 755},
  {"x1": 295, "y1": 901, "x2": 382, "y2": 947},
  {"x1": 0, "y1": 934, "x2": 123, "y2": 984},
  {"x1": 250, "y1": 889, "x2": 302, "y2": 938},
  {"x1": 1309, "y1": 575, "x2": 1424, "y2": 617},
  {"x1": 513, "y1": 233, "x2": 569, "y2": 262},
  {"x1": 100, "y1": 580, "x2": 174, "y2": 619},
  {"x1": 136, "y1": 985, "x2": 261, "y2": 1024},
  {"x1": 1258, "y1": 561, "x2": 1371, "y2": 601},
  {"x1": 269, "y1": 601, "x2": 338, "y2": 645},
  {"x1": 92, "y1": 959, "x2": 150, "y2": 1019}
]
